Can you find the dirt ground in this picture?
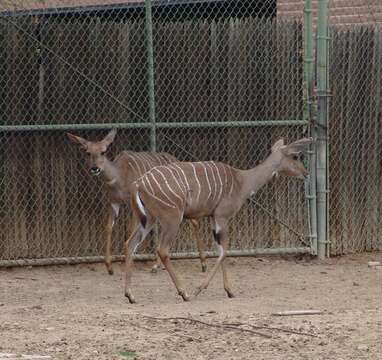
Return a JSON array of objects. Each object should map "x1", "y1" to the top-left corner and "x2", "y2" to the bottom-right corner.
[{"x1": 1, "y1": 253, "x2": 382, "y2": 360}]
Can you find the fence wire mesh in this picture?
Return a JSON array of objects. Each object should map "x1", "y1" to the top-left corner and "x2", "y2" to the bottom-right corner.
[
  {"x1": 0, "y1": 0, "x2": 311, "y2": 266},
  {"x1": 328, "y1": 1, "x2": 382, "y2": 255}
]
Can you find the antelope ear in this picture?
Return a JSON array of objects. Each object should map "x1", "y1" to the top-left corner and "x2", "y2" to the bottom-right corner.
[
  {"x1": 102, "y1": 128, "x2": 117, "y2": 147},
  {"x1": 289, "y1": 137, "x2": 314, "y2": 147},
  {"x1": 66, "y1": 132, "x2": 88, "y2": 150},
  {"x1": 282, "y1": 137, "x2": 314, "y2": 156},
  {"x1": 271, "y1": 138, "x2": 285, "y2": 153}
]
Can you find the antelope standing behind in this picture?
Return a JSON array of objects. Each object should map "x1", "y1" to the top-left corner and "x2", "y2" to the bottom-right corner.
[
  {"x1": 124, "y1": 137, "x2": 313, "y2": 303},
  {"x1": 66, "y1": 129, "x2": 206, "y2": 275}
]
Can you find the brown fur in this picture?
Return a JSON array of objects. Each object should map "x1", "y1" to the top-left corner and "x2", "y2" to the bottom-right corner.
[
  {"x1": 124, "y1": 137, "x2": 314, "y2": 303},
  {"x1": 67, "y1": 129, "x2": 207, "y2": 275}
]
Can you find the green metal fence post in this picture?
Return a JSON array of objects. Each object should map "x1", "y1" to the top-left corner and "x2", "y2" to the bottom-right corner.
[
  {"x1": 145, "y1": 0, "x2": 156, "y2": 152},
  {"x1": 303, "y1": 0, "x2": 317, "y2": 255},
  {"x1": 316, "y1": 0, "x2": 330, "y2": 259}
]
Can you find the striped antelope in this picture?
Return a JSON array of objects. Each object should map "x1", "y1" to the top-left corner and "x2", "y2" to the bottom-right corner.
[
  {"x1": 124, "y1": 137, "x2": 314, "y2": 303},
  {"x1": 67, "y1": 129, "x2": 206, "y2": 275}
]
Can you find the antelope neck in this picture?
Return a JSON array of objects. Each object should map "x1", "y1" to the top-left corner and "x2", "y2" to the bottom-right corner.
[
  {"x1": 102, "y1": 158, "x2": 120, "y2": 186},
  {"x1": 241, "y1": 153, "x2": 280, "y2": 198}
]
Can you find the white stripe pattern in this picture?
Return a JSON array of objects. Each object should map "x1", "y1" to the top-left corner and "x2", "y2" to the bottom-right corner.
[
  {"x1": 129, "y1": 155, "x2": 143, "y2": 174},
  {"x1": 171, "y1": 162, "x2": 191, "y2": 203},
  {"x1": 190, "y1": 163, "x2": 201, "y2": 203},
  {"x1": 228, "y1": 165, "x2": 235, "y2": 196},
  {"x1": 141, "y1": 173, "x2": 177, "y2": 209},
  {"x1": 221, "y1": 163, "x2": 228, "y2": 189},
  {"x1": 199, "y1": 162, "x2": 212, "y2": 202},
  {"x1": 165, "y1": 166, "x2": 186, "y2": 196},
  {"x1": 135, "y1": 153, "x2": 149, "y2": 173},
  {"x1": 212, "y1": 162, "x2": 223, "y2": 203},
  {"x1": 138, "y1": 153, "x2": 152, "y2": 168},
  {"x1": 143, "y1": 173, "x2": 155, "y2": 195},
  {"x1": 148, "y1": 171, "x2": 177, "y2": 208},
  {"x1": 153, "y1": 168, "x2": 184, "y2": 206},
  {"x1": 168, "y1": 164, "x2": 188, "y2": 195},
  {"x1": 205, "y1": 162, "x2": 217, "y2": 202}
]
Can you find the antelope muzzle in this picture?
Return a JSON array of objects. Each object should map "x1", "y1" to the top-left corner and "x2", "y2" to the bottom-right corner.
[{"x1": 90, "y1": 166, "x2": 102, "y2": 177}]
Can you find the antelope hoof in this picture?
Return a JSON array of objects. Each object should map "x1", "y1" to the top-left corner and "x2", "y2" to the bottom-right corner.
[
  {"x1": 179, "y1": 291, "x2": 190, "y2": 302},
  {"x1": 201, "y1": 263, "x2": 207, "y2": 273},
  {"x1": 124, "y1": 291, "x2": 136, "y2": 304},
  {"x1": 106, "y1": 264, "x2": 114, "y2": 275},
  {"x1": 226, "y1": 290, "x2": 235, "y2": 298},
  {"x1": 194, "y1": 285, "x2": 205, "y2": 297},
  {"x1": 151, "y1": 265, "x2": 159, "y2": 274}
]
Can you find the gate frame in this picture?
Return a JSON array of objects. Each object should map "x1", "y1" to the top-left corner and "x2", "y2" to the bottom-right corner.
[{"x1": 0, "y1": 0, "x2": 322, "y2": 268}]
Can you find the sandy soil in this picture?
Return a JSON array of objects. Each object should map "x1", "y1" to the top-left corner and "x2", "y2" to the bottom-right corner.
[{"x1": 1, "y1": 253, "x2": 382, "y2": 360}]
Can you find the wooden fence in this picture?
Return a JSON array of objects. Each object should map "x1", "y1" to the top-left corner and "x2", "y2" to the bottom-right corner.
[
  {"x1": 0, "y1": 14, "x2": 307, "y2": 262},
  {"x1": 329, "y1": 25, "x2": 382, "y2": 254}
]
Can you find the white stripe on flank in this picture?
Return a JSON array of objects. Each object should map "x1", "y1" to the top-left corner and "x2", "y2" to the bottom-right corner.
[
  {"x1": 199, "y1": 162, "x2": 212, "y2": 201},
  {"x1": 129, "y1": 154, "x2": 143, "y2": 175},
  {"x1": 221, "y1": 163, "x2": 228, "y2": 190},
  {"x1": 165, "y1": 166, "x2": 186, "y2": 196},
  {"x1": 228, "y1": 165, "x2": 234, "y2": 197},
  {"x1": 212, "y1": 162, "x2": 223, "y2": 203},
  {"x1": 154, "y1": 153, "x2": 165, "y2": 165},
  {"x1": 134, "y1": 153, "x2": 149, "y2": 173},
  {"x1": 141, "y1": 174, "x2": 177, "y2": 209},
  {"x1": 127, "y1": 154, "x2": 140, "y2": 174},
  {"x1": 172, "y1": 163, "x2": 191, "y2": 202},
  {"x1": 136, "y1": 191, "x2": 147, "y2": 216},
  {"x1": 153, "y1": 167, "x2": 183, "y2": 205},
  {"x1": 149, "y1": 171, "x2": 178, "y2": 208},
  {"x1": 138, "y1": 153, "x2": 151, "y2": 168},
  {"x1": 145, "y1": 153, "x2": 157, "y2": 168},
  {"x1": 190, "y1": 163, "x2": 201, "y2": 203},
  {"x1": 206, "y1": 162, "x2": 217, "y2": 202},
  {"x1": 142, "y1": 173, "x2": 155, "y2": 195},
  {"x1": 168, "y1": 164, "x2": 187, "y2": 195}
]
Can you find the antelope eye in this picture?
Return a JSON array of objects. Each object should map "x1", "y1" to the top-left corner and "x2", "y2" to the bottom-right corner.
[
  {"x1": 101, "y1": 151, "x2": 107, "y2": 156},
  {"x1": 292, "y1": 155, "x2": 299, "y2": 160}
]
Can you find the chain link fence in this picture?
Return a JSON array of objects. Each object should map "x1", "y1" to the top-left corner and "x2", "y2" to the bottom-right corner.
[
  {"x1": 328, "y1": 1, "x2": 382, "y2": 255},
  {"x1": 0, "y1": 0, "x2": 313, "y2": 266}
]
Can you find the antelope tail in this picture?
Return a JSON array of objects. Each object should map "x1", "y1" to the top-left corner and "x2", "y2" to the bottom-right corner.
[{"x1": 132, "y1": 190, "x2": 147, "y2": 228}]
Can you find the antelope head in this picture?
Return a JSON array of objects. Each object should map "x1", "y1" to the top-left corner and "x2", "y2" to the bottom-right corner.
[
  {"x1": 66, "y1": 129, "x2": 117, "y2": 177},
  {"x1": 271, "y1": 137, "x2": 314, "y2": 180}
]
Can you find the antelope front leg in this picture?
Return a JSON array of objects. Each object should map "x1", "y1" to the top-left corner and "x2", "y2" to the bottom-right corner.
[
  {"x1": 105, "y1": 204, "x2": 120, "y2": 275},
  {"x1": 124, "y1": 226, "x2": 143, "y2": 304},
  {"x1": 105, "y1": 209, "x2": 115, "y2": 275},
  {"x1": 194, "y1": 219, "x2": 230, "y2": 297}
]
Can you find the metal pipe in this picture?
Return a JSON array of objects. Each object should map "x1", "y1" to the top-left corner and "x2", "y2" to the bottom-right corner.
[
  {"x1": 153, "y1": 120, "x2": 308, "y2": 128},
  {"x1": 303, "y1": 0, "x2": 317, "y2": 255},
  {"x1": 316, "y1": 0, "x2": 329, "y2": 259},
  {"x1": 144, "y1": 0, "x2": 157, "y2": 152},
  {"x1": 325, "y1": 27, "x2": 331, "y2": 258},
  {"x1": 0, "y1": 247, "x2": 311, "y2": 268},
  {"x1": 0, "y1": 120, "x2": 308, "y2": 133}
]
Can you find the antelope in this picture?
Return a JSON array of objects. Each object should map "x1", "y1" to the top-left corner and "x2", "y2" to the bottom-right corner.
[
  {"x1": 66, "y1": 129, "x2": 206, "y2": 275},
  {"x1": 124, "y1": 137, "x2": 313, "y2": 303}
]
